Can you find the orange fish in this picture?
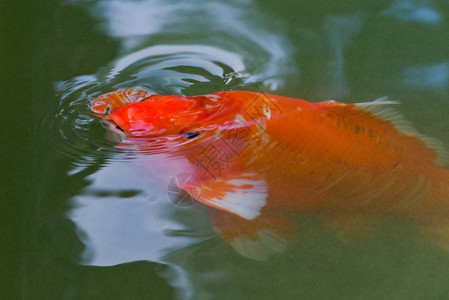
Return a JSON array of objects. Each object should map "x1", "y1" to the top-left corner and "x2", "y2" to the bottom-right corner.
[{"x1": 91, "y1": 87, "x2": 449, "y2": 260}]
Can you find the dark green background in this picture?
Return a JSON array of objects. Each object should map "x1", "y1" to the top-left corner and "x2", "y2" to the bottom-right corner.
[{"x1": 2, "y1": 0, "x2": 449, "y2": 299}]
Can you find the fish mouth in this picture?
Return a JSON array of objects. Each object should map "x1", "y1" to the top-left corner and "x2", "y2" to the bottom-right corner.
[{"x1": 104, "y1": 119, "x2": 127, "y2": 143}]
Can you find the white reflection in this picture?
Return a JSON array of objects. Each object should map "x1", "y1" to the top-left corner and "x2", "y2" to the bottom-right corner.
[
  {"x1": 403, "y1": 62, "x2": 449, "y2": 90},
  {"x1": 381, "y1": 0, "x2": 442, "y2": 24},
  {"x1": 69, "y1": 159, "x2": 209, "y2": 265},
  {"x1": 97, "y1": 0, "x2": 172, "y2": 37},
  {"x1": 82, "y1": 0, "x2": 295, "y2": 89},
  {"x1": 68, "y1": 155, "x2": 214, "y2": 299},
  {"x1": 109, "y1": 45, "x2": 245, "y2": 81},
  {"x1": 322, "y1": 14, "x2": 365, "y2": 98}
]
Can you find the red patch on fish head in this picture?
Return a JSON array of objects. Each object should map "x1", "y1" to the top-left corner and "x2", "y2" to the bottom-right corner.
[{"x1": 109, "y1": 95, "x2": 216, "y2": 137}]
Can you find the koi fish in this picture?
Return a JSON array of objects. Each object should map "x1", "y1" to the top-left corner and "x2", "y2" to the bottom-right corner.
[{"x1": 90, "y1": 87, "x2": 449, "y2": 260}]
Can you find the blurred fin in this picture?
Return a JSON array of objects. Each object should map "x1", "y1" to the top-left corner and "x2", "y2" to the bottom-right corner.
[
  {"x1": 325, "y1": 214, "x2": 384, "y2": 242},
  {"x1": 211, "y1": 209, "x2": 295, "y2": 261},
  {"x1": 420, "y1": 222, "x2": 449, "y2": 251}
]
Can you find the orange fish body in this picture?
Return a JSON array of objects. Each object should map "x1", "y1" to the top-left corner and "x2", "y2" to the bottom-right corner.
[{"x1": 91, "y1": 87, "x2": 449, "y2": 260}]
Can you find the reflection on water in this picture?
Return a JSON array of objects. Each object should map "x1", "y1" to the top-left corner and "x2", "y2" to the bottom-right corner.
[
  {"x1": 69, "y1": 157, "x2": 215, "y2": 298},
  {"x1": 106, "y1": 44, "x2": 249, "y2": 94},
  {"x1": 403, "y1": 62, "x2": 449, "y2": 92},
  {"x1": 69, "y1": 155, "x2": 215, "y2": 266},
  {"x1": 78, "y1": 0, "x2": 295, "y2": 90},
  {"x1": 45, "y1": 0, "x2": 449, "y2": 298},
  {"x1": 381, "y1": 0, "x2": 443, "y2": 23}
]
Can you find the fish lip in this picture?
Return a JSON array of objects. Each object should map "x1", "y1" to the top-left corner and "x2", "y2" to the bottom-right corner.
[{"x1": 103, "y1": 119, "x2": 128, "y2": 143}]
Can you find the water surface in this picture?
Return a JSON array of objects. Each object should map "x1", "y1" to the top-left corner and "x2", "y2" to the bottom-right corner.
[{"x1": 5, "y1": 0, "x2": 449, "y2": 299}]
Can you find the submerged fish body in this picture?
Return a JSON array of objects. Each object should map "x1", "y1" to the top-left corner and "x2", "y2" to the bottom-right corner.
[{"x1": 91, "y1": 87, "x2": 449, "y2": 260}]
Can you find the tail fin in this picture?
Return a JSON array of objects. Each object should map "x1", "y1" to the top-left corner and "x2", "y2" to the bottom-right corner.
[{"x1": 90, "y1": 87, "x2": 152, "y2": 115}]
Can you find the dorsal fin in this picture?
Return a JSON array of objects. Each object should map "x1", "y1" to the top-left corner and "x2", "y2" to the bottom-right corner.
[{"x1": 354, "y1": 97, "x2": 449, "y2": 167}]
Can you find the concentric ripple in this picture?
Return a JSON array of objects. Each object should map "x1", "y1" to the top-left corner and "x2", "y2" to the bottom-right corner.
[
  {"x1": 52, "y1": 76, "x2": 117, "y2": 165},
  {"x1": 52, "y1": 44, "x2": 291, "y2": 170}
]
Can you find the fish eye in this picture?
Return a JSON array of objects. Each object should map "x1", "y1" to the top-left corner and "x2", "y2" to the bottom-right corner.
[{"x1": 183, "y1": 130, "x2": 200, "y2": 139}]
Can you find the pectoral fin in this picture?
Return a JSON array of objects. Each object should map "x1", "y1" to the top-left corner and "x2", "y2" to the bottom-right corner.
[
  {"x1": 180, "y1": 173, "x2": 268, "y2": 220},
  {"x1": 211, "y1": 209, "x2": 296, "y2": 261}
]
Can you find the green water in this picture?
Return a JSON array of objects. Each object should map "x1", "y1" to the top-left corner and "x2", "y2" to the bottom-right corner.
[{"x1": 3, "y1": 0, "x2": 449, "y2": 299}]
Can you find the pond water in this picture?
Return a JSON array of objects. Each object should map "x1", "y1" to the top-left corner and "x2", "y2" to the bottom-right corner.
[{"x1": 4, "y1": 0, "x2": 449, "y2": 299}]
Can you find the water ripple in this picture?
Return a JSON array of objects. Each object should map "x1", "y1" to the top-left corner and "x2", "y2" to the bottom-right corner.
[{"x1": 52, "y1": 42, "x2": 288, "y2": 171}]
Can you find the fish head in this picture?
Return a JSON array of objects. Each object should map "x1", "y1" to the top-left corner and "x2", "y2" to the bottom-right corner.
[
  {"x1": 107, "y1": 95, "x2": 207, "y2": 137},
  {"x1": 90, "y1": 88, "x2": 228, "y2": 139}
]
